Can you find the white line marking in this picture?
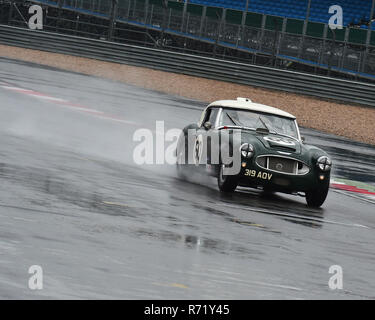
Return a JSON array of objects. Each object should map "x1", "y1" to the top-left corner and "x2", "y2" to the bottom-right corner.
[
  {"x1": 332, "y1": 189, "x2": 375, "y2": 206},
  {"x1": 1, "y1": 84, "x2": 138, "y2": 126}
]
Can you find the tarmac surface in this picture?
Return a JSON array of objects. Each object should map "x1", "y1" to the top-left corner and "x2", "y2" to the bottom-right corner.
[{"x1": 0, "y1": 57, "x2": 374, "y2": 299}]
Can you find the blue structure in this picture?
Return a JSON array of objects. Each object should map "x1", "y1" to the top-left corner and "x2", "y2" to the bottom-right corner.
[{"x1": 189, "y1": 0, "x2": 375, "y2": 29}]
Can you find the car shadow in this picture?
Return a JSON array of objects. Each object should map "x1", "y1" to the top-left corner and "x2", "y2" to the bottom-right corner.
[{"x1": 171, "y1": 174, "x2": 325, "y2": 229}]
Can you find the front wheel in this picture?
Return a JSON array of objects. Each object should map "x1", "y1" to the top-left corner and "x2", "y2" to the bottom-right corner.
[
  {"x1": 217, "y1": 164, "x2": 238, "y2": 192},
  {"x1": 305, "y1": 184, "x2": 329, "y2": 208}
]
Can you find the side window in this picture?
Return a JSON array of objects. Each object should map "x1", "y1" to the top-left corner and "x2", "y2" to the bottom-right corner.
[
  {"x1": 203, "y1": 108, "x2": 219, "y2": 127},
  {"x1": 209, "y1": 108, "x2": 219, "y2": 125}
]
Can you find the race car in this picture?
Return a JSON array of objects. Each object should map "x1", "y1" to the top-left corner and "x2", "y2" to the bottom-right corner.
[{"x1": 176, "y1": 97, "x2": 332, "y2": 207}]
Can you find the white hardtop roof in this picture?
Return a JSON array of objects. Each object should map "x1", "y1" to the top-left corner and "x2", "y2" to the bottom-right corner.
[{"x1": 207, "y1": 97, "x2": 296, "y2": 119}]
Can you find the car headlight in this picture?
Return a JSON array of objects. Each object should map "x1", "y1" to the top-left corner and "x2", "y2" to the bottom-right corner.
[
  {"x1": 240, "y1": 143, "x2": 254, "y2": 158},
  {"x1": 317, "y1": 156, "x2": 332, "y2": 171}
]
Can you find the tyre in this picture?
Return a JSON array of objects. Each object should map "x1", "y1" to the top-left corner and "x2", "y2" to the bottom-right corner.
[
  {"x1": 176, "y1": 163, "x2": 187, "y2": 179},
  {"x1": 305, "y1": 184, "x2": 329, "y2": 208},
  {"x1": 262, "y1": 186, "x2": 275, "y2": 195},
  {"x1": 176, "y1": 132, "x2": 190, "y2": 180},
  {"x1": 217, "y1": 164, "x2": 238, "y2": 192}
]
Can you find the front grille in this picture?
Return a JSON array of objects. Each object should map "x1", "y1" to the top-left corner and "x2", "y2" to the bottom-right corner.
[
  {"x1": 256, "y1": 156, "x2": 310, "y2": 175},
  {"x1": 268, "y1": 157, "x2": 296, "y2": 174}
]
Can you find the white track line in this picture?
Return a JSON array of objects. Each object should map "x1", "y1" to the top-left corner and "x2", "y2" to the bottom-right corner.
[{"x1": 1, "y1": 84, "x2": 137, "y2": 125}]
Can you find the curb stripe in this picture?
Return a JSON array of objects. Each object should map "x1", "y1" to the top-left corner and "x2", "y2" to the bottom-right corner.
[{"x1": 331, "y1": 183, "x2": 375, "y2": 196}]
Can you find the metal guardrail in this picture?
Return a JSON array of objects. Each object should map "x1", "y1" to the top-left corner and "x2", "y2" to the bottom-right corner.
[{"x1": 1, "y1": 24, "x2": 375, "y2": 107}]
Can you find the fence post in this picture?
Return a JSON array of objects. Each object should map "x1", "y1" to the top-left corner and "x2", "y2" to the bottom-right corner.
[
  {"x1": 126, "y1": 0, "x2": 130, "y2": 19},
  {"x1": 75, "y1": 14, "x2": 79, "y2": 35},
  {"x1": 272, "y1": 17, "x2": 281, "y2": 66},
  {"x1": 57, "y1": 0, "x2": 64, "y2": 31},
  {"x1": 340, "y1": 27, "x2": 349, "y2": 69},
  {"x1": 357, "y1": 51, "x2": 363, "y2": 77},
  {"x1": 239, "y1": 0, "x2": 249, "y2": 47},
  {"x1": 366, "y1": 0, "x2": 375, "y2": 46},
  {"x1": 144, "y1": 0, "x2": 149, "y2": 24},
  {"x1": 159, "y1": 0, "x2": 168, "y2": 47},
  {"x1": 299, "y1": 0, "x2": 311, "y2": 58},
  {"x1": 132, "y1": 0, "x2": 136, "y2": 18},
  {"x1": 220, "y1": 8, "x2": 226, "y2": 40},
  {"x1": 199, "y1": 6, "x2": 207, "y2": 37},
  {"x1": 149, "y1": 4, "x2": 154, "y2": 25},
  {"x1": 8, "y1": 0, "x2": 14, "y2": 25},
  {"x1": 363, "y1": 0, "x2": 375, "y2": 72},
  {"x1": 327, "y1": 28, "x2": 336, "y2": 76},
  {"x1": 181, "y1": 0, "x2": 189, "y2": 32},
  {"x1": 185, "y1": 12, "x2": 190, "y2": 35},
  {"x1": 259, "y1": 14, "x2": 266, "y2": 51},
  {"x1": 277, "y1": 17, "x2": 287, "y2": 56},
  {"x1": 108, "y1": 0, "x2": 118, "y2": 41},
  {"x1": 213, "y1": 8, "x2": 225, "y2": 57},
  {"x1": 168, "y1": 7, "x2": 172, "y2": 29},
  {"x1": 319, "y1": 24, "x2": 328, "y2": 65}
]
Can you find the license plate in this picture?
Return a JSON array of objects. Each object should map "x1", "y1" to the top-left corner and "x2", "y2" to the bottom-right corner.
[{"x1": 244, "y1": 169, "x2": 273, "y2": 181}]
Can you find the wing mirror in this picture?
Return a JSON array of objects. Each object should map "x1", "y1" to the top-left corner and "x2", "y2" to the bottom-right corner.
[
  {"x1": 203, "y1": 121, "x2": 212, "y2": 130},
  {"x1": 301, "y1": 136, "x2": 306, "y2": 143}
]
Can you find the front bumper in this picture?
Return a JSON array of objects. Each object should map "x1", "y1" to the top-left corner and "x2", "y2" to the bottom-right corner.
[{"x1": 238, "y1": 158, "x2": 330, "y2": 193}]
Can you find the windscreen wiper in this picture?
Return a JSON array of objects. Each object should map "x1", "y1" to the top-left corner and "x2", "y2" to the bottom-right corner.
[
  {"x1": 258, "y1": 116, "x2": 271, "y2": 132},
  {"x1": 258, "y1": 116, "x2": 297, "y2": 140},
  {"x1": 226, "y1": 112, "x2": 241, "y2": 127}
]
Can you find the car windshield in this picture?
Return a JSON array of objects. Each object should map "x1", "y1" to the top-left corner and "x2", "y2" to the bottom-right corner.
[{"x1": 219, "y1": 108, "x2": 299, "y2": 139}]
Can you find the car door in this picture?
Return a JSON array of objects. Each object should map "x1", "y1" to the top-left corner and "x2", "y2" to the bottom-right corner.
[{"x1": 194, "y1": 107, "x2": 220, "y2": 166}]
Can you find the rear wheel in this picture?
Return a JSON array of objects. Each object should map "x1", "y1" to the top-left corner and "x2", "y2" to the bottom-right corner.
[
  {"x1": 305, "y1": 185, "x2": 329, "y2": 208},
  {"x1": 217, "y1": 164, "x2": 238, "y2": 192}
]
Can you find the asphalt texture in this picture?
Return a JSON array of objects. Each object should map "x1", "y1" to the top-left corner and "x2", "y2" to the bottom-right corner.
[{"x1": 0, "y1": 57, "x2": 375, "y2": 299}]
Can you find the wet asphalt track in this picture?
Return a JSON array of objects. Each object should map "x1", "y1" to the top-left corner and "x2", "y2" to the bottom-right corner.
[{"x1": 0, "y1": 57, "x2": 375, "y2": 299}]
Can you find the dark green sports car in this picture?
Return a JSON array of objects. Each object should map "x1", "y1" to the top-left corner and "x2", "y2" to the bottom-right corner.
[{"x1": 176, "y1": 98, "x2": 332, "y2": 208}]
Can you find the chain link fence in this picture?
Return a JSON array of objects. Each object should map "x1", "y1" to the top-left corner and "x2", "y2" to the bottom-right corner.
[{"x1": 2, "y1": 0, "x2": 375, "y2": 78}]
